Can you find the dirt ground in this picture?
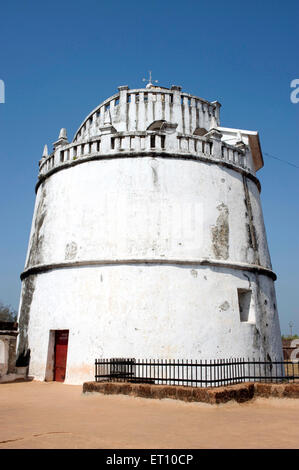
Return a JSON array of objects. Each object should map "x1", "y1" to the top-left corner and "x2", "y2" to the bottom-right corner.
[{"x1": 0, "y1": 380, "x2": 299, "y2": 449}]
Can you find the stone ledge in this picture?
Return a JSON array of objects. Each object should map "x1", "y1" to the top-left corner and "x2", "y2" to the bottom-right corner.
[
  {"x1": 83, "y1": 381, "x2": 299, "y2": 404},
  {"x1": 254, "y1": 382, "x2": 299, "y2": 399},
  {"x1": 83, "y1": 381, "x2": 257, "y2": 404}
]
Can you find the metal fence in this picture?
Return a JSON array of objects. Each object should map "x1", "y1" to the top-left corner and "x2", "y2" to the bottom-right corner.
[{"x1": 95, "y1": 357, "x2": 299, "y2": 388}]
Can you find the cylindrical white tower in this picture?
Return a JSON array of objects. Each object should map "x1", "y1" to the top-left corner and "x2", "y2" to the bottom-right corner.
[{"x1": 17, "y1": 84, "x2": 283, "y2": 384}]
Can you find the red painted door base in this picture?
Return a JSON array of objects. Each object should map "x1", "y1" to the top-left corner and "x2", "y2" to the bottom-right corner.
[{"x1": 54, "y1": 330, "x2": 69, "y2": 382}]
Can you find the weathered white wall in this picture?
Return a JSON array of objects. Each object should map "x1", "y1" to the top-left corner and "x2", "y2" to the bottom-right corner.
[
  {"x1": 25, "y1": 265, "x2": 281, "y2": 385},
  {"x1": 25, "y1": 158, "x2": 272, "y2": 270},
  {"x1": 18, "y1": 156, "x2": 282, "y2": 384}
]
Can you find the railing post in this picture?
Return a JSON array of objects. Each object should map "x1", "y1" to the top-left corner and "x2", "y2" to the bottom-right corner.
[{"x1": 205, "y1": 128, "x2": 222, "y2": 159}]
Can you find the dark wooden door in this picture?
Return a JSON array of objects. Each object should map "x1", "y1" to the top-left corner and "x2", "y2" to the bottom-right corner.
[{"x1": 54, "y1": 330, "x2": 69, "y2": 382}]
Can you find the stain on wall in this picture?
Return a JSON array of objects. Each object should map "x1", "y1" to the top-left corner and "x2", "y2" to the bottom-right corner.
[
  {"x1": 219, "y1": 301, "x2": 230, "y2": 311},
  {"x1": 242, "y1": 175, "x2": 260, "y2": 265},
  {"x1": 211, "y1": 203, "x2": 229, "y2": 259},
  {"x1": 26, "y1": 184, "x2": 47, "y2": 268},
  {"x1": 65, "y1": 242, "x2": 77, "y2": 260},
  {"x1": 17, "y1": 276, "x2": 36, "y2": 365}
]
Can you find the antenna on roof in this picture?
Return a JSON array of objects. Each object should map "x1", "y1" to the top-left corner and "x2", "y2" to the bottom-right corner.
[{"x1": 142, "y1": 71, "x2": 158, "y2": 89}]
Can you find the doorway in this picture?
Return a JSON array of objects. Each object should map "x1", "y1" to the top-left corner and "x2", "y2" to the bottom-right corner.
[{"x1": 54, "y1": 330, "x2": 69, "y2": 382}]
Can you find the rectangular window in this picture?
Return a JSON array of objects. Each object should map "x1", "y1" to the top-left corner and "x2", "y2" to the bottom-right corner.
[
  {"x1": 150, "y1": 135, "x2": 155, "y2": 148},
  {"x1": 238, "y1": 289, "x2": 253, "y2": 322},
  {"x1": 161, "y1": 135, "x2": 165, "y2": 149},
  {"x1": 111, "y1": 137, "x2": 115, "y2": 150}
]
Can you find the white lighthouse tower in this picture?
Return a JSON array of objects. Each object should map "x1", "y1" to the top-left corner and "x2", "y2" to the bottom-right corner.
[{"x1": 17, "y1": 82, "x2": 283, "y2": 384}]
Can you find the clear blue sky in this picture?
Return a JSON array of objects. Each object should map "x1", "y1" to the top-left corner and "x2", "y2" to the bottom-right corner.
[{"x1": 0, "y1": 0, "x2": 298, "y2": 335}]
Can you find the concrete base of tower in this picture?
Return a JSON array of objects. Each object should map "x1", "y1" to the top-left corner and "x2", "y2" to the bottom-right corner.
[{"x1": 17, "y1": 264, "x2": 282, "y2": 385}]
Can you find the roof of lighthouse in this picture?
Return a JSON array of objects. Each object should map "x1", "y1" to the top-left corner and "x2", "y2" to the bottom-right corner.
[
  {"x1": 38, "y1": 83, "x2": 264, "y2": 184},
  {"x1": 72, "y1": 84, "x2": 221, "y2": 142},
  {"x1": 70, "y1": 84, "x2": 263, "y2": 171}
]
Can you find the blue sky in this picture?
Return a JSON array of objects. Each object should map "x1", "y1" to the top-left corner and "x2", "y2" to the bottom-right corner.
[{"x1": 0, "y1": 0, "x2": 298, "y2": 335}]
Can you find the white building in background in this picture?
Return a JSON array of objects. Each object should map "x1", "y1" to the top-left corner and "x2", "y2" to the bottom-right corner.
[{"x1": 17, "y1": 82, "x2": 283, "y2": 384}]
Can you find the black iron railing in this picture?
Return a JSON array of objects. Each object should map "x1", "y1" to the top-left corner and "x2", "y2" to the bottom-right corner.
[{"x1": 95, "y1": 357, "x2": 299, "y2": 388}]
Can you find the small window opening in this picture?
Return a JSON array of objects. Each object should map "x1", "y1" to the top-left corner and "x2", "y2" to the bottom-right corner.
[
  {"x1": 97, "y1": 141, "x2": 100, "y2": 152},
  {"x1": 60, "y1": 151, "x2": 64, "y2": 162},
  {"x1": 135, "y1": 94, "x2": 139, "y2": 103},
  {"x1": 150, "y1": 135, "x2": 155, "y2": 148},
  {"x1": 144, "y1": 93, "x2": 148, "y2": 102},
  {"x1": 111, "y1": 137, "x2": 115, "y2": 149},
  {"x1": 238, "y1": 289, "x2": 252, "y2": 322},
  {"x1": 161, "y1": 135, "x2": 165, "y2": 149}
]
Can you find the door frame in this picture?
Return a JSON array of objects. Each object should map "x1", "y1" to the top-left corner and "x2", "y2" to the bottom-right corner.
[{"x1": 45, "y1": 329, "x2": 69, "y2": 381}]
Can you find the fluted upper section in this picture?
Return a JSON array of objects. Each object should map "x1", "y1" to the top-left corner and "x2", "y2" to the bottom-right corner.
[{"x1": 73, "y1": 85, "x2": 221, "y2": 140}]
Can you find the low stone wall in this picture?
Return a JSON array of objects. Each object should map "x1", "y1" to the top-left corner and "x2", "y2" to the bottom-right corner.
[
  {"x1": 83, "y1": 381, "x2": 299, "y2": 404},
  {"x1": 254, "y1": 382, "x2": 299, "y2": 399}
]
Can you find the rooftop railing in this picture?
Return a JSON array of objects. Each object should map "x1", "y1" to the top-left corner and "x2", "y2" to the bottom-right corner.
[{"x1": 38, "y1": 132, "x2": 249, "y2": 178}]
